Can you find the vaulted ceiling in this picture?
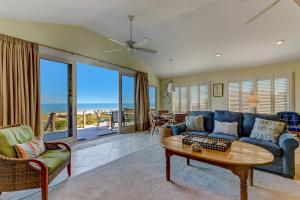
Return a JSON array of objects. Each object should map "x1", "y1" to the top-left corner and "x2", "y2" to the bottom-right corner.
[{"x1": 1, "y1": 0, "x2": 300, "y2": 78}]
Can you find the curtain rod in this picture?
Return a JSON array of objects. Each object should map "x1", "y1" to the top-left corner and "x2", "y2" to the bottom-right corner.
[{"x1": 0, "y1": 33, "x2": 141, "y2": 73}]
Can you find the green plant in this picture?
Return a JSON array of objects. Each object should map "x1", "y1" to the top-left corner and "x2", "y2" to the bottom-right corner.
[{"x1": 55, "y1": 120, "x2": 67, "y2": 130}]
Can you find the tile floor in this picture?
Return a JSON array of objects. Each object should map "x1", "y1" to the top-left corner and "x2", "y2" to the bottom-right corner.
[{"x1": 0, "y1": 131, "x2": 160, "y2": 200}]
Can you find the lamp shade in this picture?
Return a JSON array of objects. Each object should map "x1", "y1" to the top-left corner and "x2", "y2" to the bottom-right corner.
[
  {"x1": 167, "y1": 81, "x2": 175, "y2": 93},
  {"x1": 248, "y1": 90, "x2": 258, "y2": 104}
]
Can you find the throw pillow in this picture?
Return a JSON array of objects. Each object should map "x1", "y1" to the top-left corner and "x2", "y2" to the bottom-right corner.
[
  {"x1": 185, "y1": 115, "x2": 205, "y2": 131},
  {"x1": 213, "y1": 120, "x2": 238, "y2": 136},
  {"x1": 250, "y1": 118, "x2": 285, "y2": 143},
  {"x1": 14, "y1": 138, "x2": 46, "y2": 159}
]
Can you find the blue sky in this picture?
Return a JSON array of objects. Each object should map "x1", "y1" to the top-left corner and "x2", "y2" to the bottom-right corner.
[{"x1": 40, "y1": 59, "x2": 155, "y2": 105}]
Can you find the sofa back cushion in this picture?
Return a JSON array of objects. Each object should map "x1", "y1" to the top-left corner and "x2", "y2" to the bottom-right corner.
[
  {"x1": 187, "y1": 111, "x2": 215, "y2": 132},
  {"x1": 214, "y1": 110, "x2": 243, "y2": 136},
  {"x1": 0, "y1": 125, "x2": 35, "y2": 158},
  {"x1": 242, "y1": 113, "x2": 280, "y2": 137}
]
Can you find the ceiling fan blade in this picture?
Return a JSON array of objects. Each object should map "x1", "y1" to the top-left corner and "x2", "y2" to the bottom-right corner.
[
  {"x1": 134, "y1": 47, "x2": 157, "y2": 54},
  {"x1": 134, "y1": 37, "x2": 151, "y2": 47},
  {"x1": 244, "y1": 0, "x2": 281, "y2": 25},
  {"x1": 105, "y1": 49, "x2": 124, "y2": 53},
  {"x1": 109, "y1": 38, "x2": 126, "y2": 46},
  {"x1": 294, "y1": 0, "x2": 300, "y2": 6}
]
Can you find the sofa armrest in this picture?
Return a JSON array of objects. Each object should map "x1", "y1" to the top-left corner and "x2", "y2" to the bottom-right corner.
[
  {"x1": 170, "y1": 122, "x2": 186, "y2": 135},
  {"x1": 279, "y1": 132, "x2": 299, "y2": 151}
]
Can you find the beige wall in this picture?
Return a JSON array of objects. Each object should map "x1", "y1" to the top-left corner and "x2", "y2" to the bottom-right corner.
[
  {"x1": 0, "y1": 18, "x2": 160, "y2": 108},
  {"x1": 160, "y1": 60, "x2": 300, "y2": 113}
]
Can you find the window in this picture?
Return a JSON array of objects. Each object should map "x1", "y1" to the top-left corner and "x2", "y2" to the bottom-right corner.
[
  {"x1": 257, "y1": 78, "x2": 272, "y2": 114},
  {"x1": 200, "y1": 84, "x2": 210, "y2": 110},
  {"x1": 173, "y1": 85, "x2": 187, "y2": 112},
  {"x1": 274, "y1": 76, "x2": 292, "y2": 113},
  {"x1": 190, "y1": 86, "x2": 199, "y2": 111},
  {"x1": 228, "y1": 82, "x2": 240, "y2": 112},
  {"x1": 228, "y1": 74, "x2": 293, "y2": 114},
  {"x1": 149, "y1": 86, "x2": 157, "y2": 110}
]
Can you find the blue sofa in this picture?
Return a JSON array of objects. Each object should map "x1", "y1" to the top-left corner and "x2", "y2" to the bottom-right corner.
[{"x1": 168, "y1": 110, "x2": 299, "y2": 178}]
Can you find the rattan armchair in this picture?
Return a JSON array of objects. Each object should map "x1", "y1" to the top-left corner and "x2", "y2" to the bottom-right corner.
[{"x1": 0, "y1": 125, "x2": 71, "y2": 200}]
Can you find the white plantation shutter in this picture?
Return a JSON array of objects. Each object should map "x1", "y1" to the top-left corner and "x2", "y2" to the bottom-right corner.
[
  {"x1": 173, "y1": 86, "x2": 180, "y2": 112},
  {"x1": 257, "y1": 79, "x2": 272, "y2": 114},
  {"x1": 200, "y1": 84, "x2": 209, "y2": 110},
  {"x1": 228, "y1": 82, "x2": 240, "y2": 112},
  {"x1": 241, "y1": 80, "x2": 254, "y2": 112},
  {"x1": 274, "y1": 76, "x2": 291, "y2": 113},
  {"x1": 190, "y1": 85, "x2": 199, "y2": 111},
  {"x1": 180, "y1": 86, "x2": 187, "y2": 112}
]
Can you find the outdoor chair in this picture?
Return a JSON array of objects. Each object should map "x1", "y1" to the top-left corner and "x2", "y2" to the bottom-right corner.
[{"x1": 0, "y1": 124, "x2": 71, "y2": 200}]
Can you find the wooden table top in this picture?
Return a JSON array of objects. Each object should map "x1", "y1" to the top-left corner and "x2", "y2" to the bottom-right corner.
[{"x1": 162, "y1": 136, "x2": 274, "y2": 166}]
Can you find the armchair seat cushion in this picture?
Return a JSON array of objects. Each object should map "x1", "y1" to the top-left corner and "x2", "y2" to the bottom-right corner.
[
  {"x1": 38, "y1": 149, "x2": 70, "y2": 174},
  {"x1": 287, "y1": 125, "x2": 300, "y2": 132},
  {"x1": 208, "y1": 133, "x2": 238, "y2": 141},
  {"x1": 239, "y1": 137, "x2": 282, "y2": 157}
]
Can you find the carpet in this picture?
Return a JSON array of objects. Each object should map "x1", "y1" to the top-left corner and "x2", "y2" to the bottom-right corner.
[{"x1": 48, "y1": 145, "x2": 300, "y2": 200}]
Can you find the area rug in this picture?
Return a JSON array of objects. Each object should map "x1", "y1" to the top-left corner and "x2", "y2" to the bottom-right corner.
[{"x1": 48, "y1": 145, "x2": 300, "y2": 200}]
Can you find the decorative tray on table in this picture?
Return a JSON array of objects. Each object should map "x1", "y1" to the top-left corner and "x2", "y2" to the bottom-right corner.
[{"x1": 182, "y1": 133, "x2": 232, "y2": 152}]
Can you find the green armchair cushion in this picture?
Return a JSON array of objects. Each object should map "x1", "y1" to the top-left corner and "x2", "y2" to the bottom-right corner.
[
  {"x1": 38, "y1": 149, "x2": 70, "y2": 174},
  {"x1": 0, "y1": 125, "x2": 34, "y2": 158}
]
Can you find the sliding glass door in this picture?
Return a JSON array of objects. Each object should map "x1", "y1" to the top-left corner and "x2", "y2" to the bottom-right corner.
[
  {"x1": 76, "y1": 63, "x2": 119, "y2": 141},
  {"x1": 40, "y1": 58, "x2": 74, "y2": 141},
  {"x1": 119, "y1": 73, "x2": 136, "y2": 133}
]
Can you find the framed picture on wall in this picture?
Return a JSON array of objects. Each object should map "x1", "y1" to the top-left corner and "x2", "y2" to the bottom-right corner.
[{"x1": 213, "y1": 83, "x2": 224, "y2": 97}]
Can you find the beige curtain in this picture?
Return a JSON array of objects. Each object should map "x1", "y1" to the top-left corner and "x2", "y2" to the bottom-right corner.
[
  {"x1": 0, "y1": 34, "x2": 41, "y2": 136},
  {"x1": 135, "y1": 72, "x2": 150, "y2": 131}
]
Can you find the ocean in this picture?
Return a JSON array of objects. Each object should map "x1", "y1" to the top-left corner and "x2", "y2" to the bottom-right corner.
[{"x1": 42, "y1": 103, "x2": 154, "y2": 114}]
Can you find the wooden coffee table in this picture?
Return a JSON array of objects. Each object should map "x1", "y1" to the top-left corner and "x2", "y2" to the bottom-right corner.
[{"x1": 161, "y1": 136, "x2": 274, "y2": 200}]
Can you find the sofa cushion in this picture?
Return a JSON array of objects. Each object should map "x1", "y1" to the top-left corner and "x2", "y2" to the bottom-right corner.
[
  {"x1": 14, "y1": 138, "x2": 46, "y2": 159},
  {"x1": 182, "y1": 131, "x2": 210, "y2": 137},
  {"x1": 208, "y1": 133, "x2": 238, "y2": 141},
  {"x1": 213, "y1": 120, "x2": 238, "y2": 136},
  {"x1": 187, "y1": 111, "x2": 215, "y2": 133},
  {"x1": 239, "y1": 137, "x2": 282, "y2": 157},
  {"x1": 243, "y1": 113, "x2": 280, "y2": 137},
  {"x1": 250, "y1": 118, "x2": 285, "y2": 144},
  {"x1": 214, "y1": 110, "x2": 243, "y2": 136},
  {"x1": 38, "y1": 149, "x2": 70, "y2": 174},
  {"x1": 186, "y1": 115, "x2": 205, "y2": 131},
  {"x1": 170, "y1": 123, "x2": 186, "y2": 135},
  {"x1": 0, "y1": 125, "x2": 35, "y2": 158}
]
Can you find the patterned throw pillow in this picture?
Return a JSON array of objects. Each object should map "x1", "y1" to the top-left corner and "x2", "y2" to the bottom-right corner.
[
  {"x1": 14, "y1": 138, "x2": 46, "y2": 159},
  {"x1": 250, "y1": 118, "x2": 285, "y2": 143},
  {"x1": 186, "y1": 115, "x2": 205, "y2": 131},
  {"x1": 213, "y1": 120, "x2": 238, "y2": 136}
]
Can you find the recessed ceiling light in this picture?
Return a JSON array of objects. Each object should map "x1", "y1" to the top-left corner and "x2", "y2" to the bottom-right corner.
[
  {"x1": 216, "y1": 53, "x2": 221, "y2": 57},
  {"x1": 276, "y1": 39, "x2": 285, "y2": 45}
]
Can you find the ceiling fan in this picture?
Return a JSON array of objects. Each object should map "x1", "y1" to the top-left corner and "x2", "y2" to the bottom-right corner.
[
  {"x1": 106, "y1": 15, "x2": 157, "y2": 54},
  {"x1": 245, "y1": 0, "x2": 300, "y2": 25}
]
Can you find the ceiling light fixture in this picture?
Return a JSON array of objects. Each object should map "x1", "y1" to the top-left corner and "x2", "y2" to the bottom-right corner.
[
  {"x1": 167, "y1": 58, "x2": 175, "y2": 93},
  {"x1": 276, "y1": 39, "x2": 285, "y2": 45},
  {"x1": 216, "y1": 53, "x2": 222, "y2": 57}
]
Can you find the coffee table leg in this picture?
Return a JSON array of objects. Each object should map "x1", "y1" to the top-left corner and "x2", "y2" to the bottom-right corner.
[
  {"x1": 231, "y1": 167, "x2": 249, "y2": 200},
  {"x1": 187, "y1": 158, "x2": 190, "y2": 166},
  {"x1": 165, "y1": 149, "x2": 171, "y2": 181},
  {"x1": 249, "y1": 167, "x2": 253, "y2": 186}
]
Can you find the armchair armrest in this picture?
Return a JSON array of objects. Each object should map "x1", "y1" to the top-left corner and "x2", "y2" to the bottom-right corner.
[
  {"x1": 279, "y1": 132, "x2": 299, "y2": 151},
  {"x1": 170, "y1": 122, "x2": 186, "y2": 135},
  {"x1": 44, "y1": 142, "x2": 71, "y2": 152}
]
